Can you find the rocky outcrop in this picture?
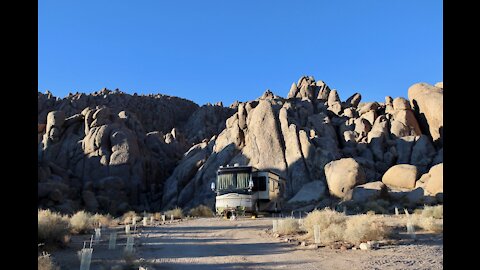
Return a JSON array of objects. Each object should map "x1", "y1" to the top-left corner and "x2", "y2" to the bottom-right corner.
[
  {"x1": 408, "y1": 83, "x2": 443, "y2": 146},
  {"x1": 38, "y1": 89, "x2": 199, "y2": 134},
  {"x1": 38, "y1": 76, "x2": 444, "y2": 214}
]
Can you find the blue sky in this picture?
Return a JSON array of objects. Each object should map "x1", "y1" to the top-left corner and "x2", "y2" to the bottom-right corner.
[{"x1": 38, "y1": 1, "x2": 442, "y2": 106}]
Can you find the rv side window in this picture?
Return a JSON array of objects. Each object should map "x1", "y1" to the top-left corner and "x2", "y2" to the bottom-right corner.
[{"x1": 252, "y1": 176, "x2": 267, "y2": 191}]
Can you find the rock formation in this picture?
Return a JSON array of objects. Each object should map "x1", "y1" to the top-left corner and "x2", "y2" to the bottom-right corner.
[{"x1": 38, "y1": 77, "x2": 443, "y2": 214}]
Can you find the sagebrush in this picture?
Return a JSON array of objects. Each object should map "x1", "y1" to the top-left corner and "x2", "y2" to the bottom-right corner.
[
  {"x1": 70, "y1": 211, "x2": 93, "y2": 234},
  {"x1": 277, "y1": 219, "x2": 301, "y2": 235},
  {"x1": 38, "y1": 252, "x2": 60, "y2": 270},
  {"x1": 189, "y1": 205, "x2": 214, "y2": 217},
  {"x1": 38, "y1": 209, "x2": 70, "y2": 246},
  {"x1": 344, "y1": 214, "x2": 391, "y2": 244},
  {"x1": 165, "y1": 207, "x2": 184, "y2": 219},
  {"x1": 90, "y1": 213, "x2": 114, "y2": 227},
  {"x1": 303, "y1": 208, "x2": 391, "y2": 244},
  {"x1": 122, "y1": 211, "x2": 140, "y2": 224}
]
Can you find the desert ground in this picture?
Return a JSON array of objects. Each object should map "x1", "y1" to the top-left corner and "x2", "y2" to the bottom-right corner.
[{"x1": 50, "y1": 215, "x2": 443, "y2": 270}]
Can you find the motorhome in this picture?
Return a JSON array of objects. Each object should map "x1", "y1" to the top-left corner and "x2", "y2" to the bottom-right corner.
[{"x1": 211, "y1": 164, "x2": 286, "y2": 218}]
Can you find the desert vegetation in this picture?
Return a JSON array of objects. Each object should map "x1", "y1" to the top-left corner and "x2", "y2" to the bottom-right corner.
[
  {"x1": 38, "y1": 252, "x2": 60, "y2": 270},
  {"x1": 276, "y1": 218, "x2": 301, "y2": 235},
  {"x1": 38, "y1": 209, "x2": 71, "y2": 247},
  {"x1": 302, "y1": 208, "x2": 392, "y2": 245},
  {"x1": 410, "y1": 205, "x2": 443, "y2": 233},
  {"x1": 189, "y1": 205, "x2": 214, "y2": 217},
  {"x1": 165, "y1": 207, "x2": 184, "y2": 219}
]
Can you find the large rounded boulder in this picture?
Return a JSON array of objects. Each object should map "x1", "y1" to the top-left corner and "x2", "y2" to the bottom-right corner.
[
  {"x1": 425, "y1": 163, "x2": 443, "y2": 195},
  {"x1": 324, "y1": 158, "x2": 366, "y2": 199},
  {"x1": 382, "y1": 164, "x2": 418, "y2": 189}
]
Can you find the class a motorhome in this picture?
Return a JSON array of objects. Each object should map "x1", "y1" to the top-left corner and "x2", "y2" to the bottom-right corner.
[{"x1": 210, "y1": 164, "x2": 286, "y2": 218}]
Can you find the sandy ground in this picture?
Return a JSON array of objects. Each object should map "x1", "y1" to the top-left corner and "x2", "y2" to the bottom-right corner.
[{"x1": 50, "y1": 216, "x2": 443, "y2": 270}]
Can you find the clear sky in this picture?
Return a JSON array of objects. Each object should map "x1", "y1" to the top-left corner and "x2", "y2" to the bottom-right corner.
[{"x1": 38, "y1": 0, "x2": 442, "y2": 106}]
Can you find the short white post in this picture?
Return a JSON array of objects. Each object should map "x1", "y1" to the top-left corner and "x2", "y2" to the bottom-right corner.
[
  {"x1": 108, "y1": 231, "x2": 117, "y2": 250},
  {"x1": 125, "y1": 235, "x2": 134, "y2": 252},
  {"x1": 407, "y1": 220, "x2": 416, "y2": 239},
  {"x1": 79, "y1": 247, "x2": 93, "y2": 270},
  {"x1": 132, "y1": 217, "x2": 137, "y2": 226},
  {"x1": 314, "y1": 225, "x2": 321, "y2": 244},
  {"x1": 143, "y1": 217, "x2": 148, "y2": 227},
  {"x1": 125, "y1": 224, "x2": 130, "y2": 234},
  {"x1": 162, "y1": 214, "x2": 166, "y2": 222},
  {"x1": 272, "y1": 219, "x2": 278, "y2": 233},
  {"x1": 150, "y1": 216, "x2": 154, "y2": 225},
  {"x1": 94, "y1": 228, "x2": 101, "y2": 242},
  {"x1": 395, "y1": 207, "x2": 399, "y2": 216}
]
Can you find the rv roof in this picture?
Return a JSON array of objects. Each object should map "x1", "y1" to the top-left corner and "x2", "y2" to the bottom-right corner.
[{"x1": 217, "y1": 165, "x2": 284, "y2": 179}]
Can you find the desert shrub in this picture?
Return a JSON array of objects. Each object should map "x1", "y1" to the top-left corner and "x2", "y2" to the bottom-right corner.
[
  {"x1": 277, "y1": 219, "x2": 301, "y2": 235},
  {"x1": 321, "y1": 222, "x2": 346, "y2": 243},
  {"x1": 363, "y1": 199, "x2": 389, "y2": 214},
  {"x1": 70, "y1": 211, "x2": 93, "y2": 234},
  {"x1": 417, "y1": 216, "x2": 443, "y2": 233},
  {"x1": 153, "y1": 212, "x2": 163, "y2": 221},
  {"x1": 38, "y1": 252, "x2": 60, "y2": 270},
  {"x1": 122, "y1": 211, "x2": 139, "y2": 224},
  {"x1": 165, "y1": 207, "x2": 184, "y2": 219},
  {"x1": 189, "y1": 205, "x2": 214, "y2": 217},
  {"x1": 420, "y1": 205, "x2": 443, "y2": 219},
  {"x1": 303, "y1": 208, "x2": 392, "y2": 244},
  {"x1": 38, "y1": 209, "x2": 70, "y2": 246},
  {"x1": 344, "y1": 214, "x2": 392, "y2": 245},
  {"x1": 303, "y1": 208, "x2": 347, "y2": 239},
  {"x1": 90, "y1": 213, "x2": 114, "y2": 227}
]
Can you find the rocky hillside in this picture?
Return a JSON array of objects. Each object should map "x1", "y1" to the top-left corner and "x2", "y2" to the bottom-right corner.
[{"x1": 38, "y1": 77, "x2": 443, "y2": 215}]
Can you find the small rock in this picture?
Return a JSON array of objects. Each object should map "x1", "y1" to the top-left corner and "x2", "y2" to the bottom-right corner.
[
  {"x1": 307, "y1": 244, "x2": 319, "y2": 249},
  {"x1": 273, "y1": 233, "x2": 280, "y2": 238},
  {"x1": 300, "y1": 241, "x2": 307, "y2": 246},
  {"x1": 359, "y1": 243, "x2": 371, "y2": 250},
  {"x1": 352, "y1": 247, "x2": 357, "y2": 250},
  {"x1": 340, "y1": 246, "x2": 347, "y2": 251}
]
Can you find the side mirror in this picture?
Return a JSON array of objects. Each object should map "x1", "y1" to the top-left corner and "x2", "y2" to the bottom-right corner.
[{"x1": 211, "y1": 182, "x2": 216, "y2": 192}]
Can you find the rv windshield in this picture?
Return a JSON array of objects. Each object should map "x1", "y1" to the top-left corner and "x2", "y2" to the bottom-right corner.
[{"x1": 217, "y1": 172, "x2": 251, "y2": 192}]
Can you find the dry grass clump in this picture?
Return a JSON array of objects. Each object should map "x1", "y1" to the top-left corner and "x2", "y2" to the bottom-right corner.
[
  {"x1": 303, "y1": 208, "x2": 347, "y2": 239},
  {"x1": 344, "y1": 214, "x2": 392, "y2": 245},
  {"x1": 303, "y1": 208, "x2": 391, "y2": 244},
  {"x1": 165, "y1": 207, "x2": 184, "y2": 219},
  {"x1": 189, "y1": 205, "x2": 214, "y2": 217},
  {"x1": 90, "y1": 213, "x2": 114, "y2": 227},
  {"x1": 153, "y1": 212, "x2": 163, "y2": 220},
  {"x1": 38, "y1": 209, "x2": 71, "y2": 246},
  {"x1": 277, "y1": 219, "x2": 301, "y2": 235},
  {"x1": 70, "y1": 210, "x2": 93, "y2": 234},
  {"x1": 38, "y1": 252, "x2": 60, "y2": 270},
  {"x1": 410, "y1": 205, "x2": 443, "y2": 233},
  {"x1": 420, "y1": 205, "x2": 443, "y2": 219},
  {"x1": 122, "y1": 211, "x2": 140, "y2": 224}
]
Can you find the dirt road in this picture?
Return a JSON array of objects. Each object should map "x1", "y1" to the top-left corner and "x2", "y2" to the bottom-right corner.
[
  {"x1": 51, "y1": 216, "x2": 442, "y2": 269},
  {"x1": 137, "y1": 217, "x2": 443, "y2": 270}
]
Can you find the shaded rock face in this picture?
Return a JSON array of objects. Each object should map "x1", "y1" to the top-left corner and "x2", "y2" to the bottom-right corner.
[
  {"x1": 408, "y1": 83, "x2": 443, "y2": 146},
  {"x1": 39, "y1": 77, "x2": 443, "y2": 214},
  {"x1": 37, "y1": 90, "x2": 233, "y2": 215}
]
